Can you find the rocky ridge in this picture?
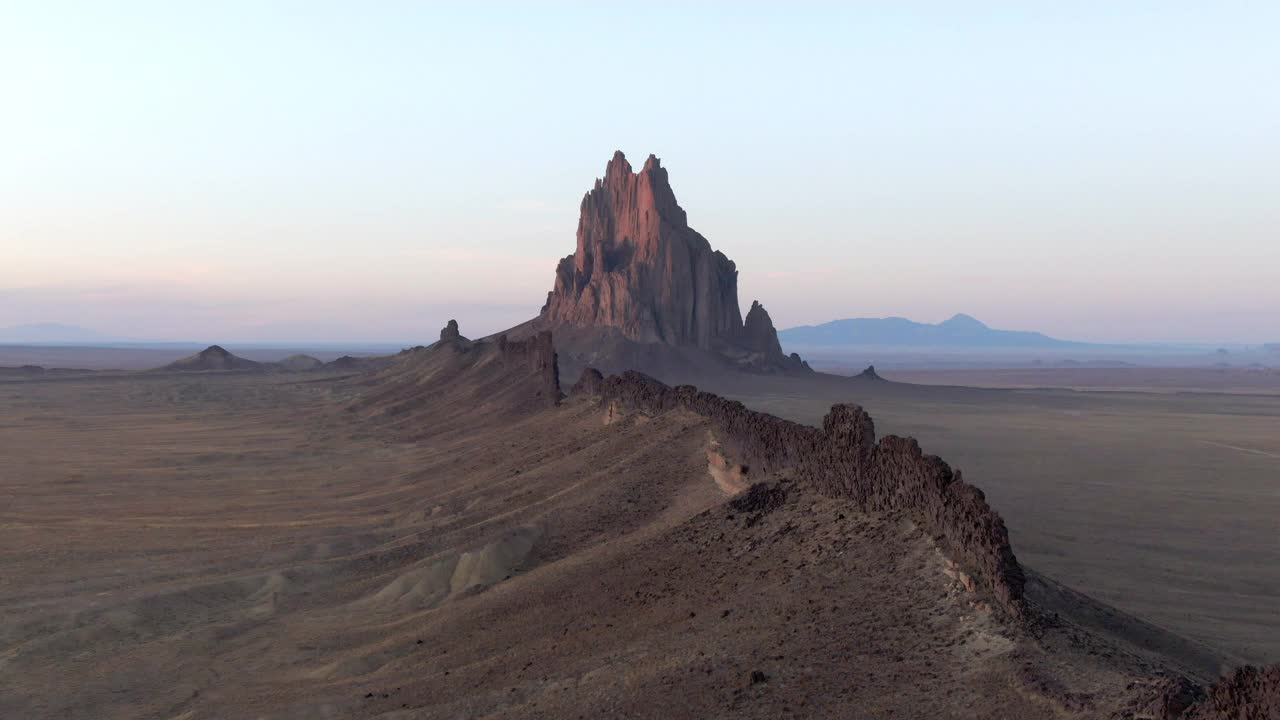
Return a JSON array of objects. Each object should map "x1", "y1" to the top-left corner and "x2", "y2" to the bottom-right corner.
[
  {"x1": 1184, "y1": 664, "x2": 1280, "y2": 719},
  {"x1": 572, "y1": 367, "x2": 1025, "y2": 618},
  {"x1": 350, "y1": 322, "x2": 561, "y2": 424},
  {"x1": 570, "y1": 363, "x2": 1280, "y2": 718}
]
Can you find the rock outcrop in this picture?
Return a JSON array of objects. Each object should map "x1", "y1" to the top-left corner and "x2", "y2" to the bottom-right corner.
[
  {"x1": 857, "y1": 365, "x2": 882, "y2": 380},
  {"x1": 1185, "y1": 664, "x2": 1280, "y2": 720},
  {"x1": 351, "y1": 323, "x2": 562, "y2": 427},
  {"x1": 541, "y1": 151, "x2": 739, "y2": 349},
  {"x1": 496, "y1": 331, "x2": 560, "y2": 405},
  {"x1": 572, "y1": 367, "x2": 1026, "y2": 619},
  {"x1": 536, "y1": 152, "x2": 806, "y2": 374},
  {"x1": 741, "y1": 300, "x2": 786, "y2": 360},
  {"x1": 435, "y1": 318, "x2": 473, "y2": 351},
  {"x1": 439, "y1": 319, "x2": 465, "y2": 344},
  {"x1": 798, "y1": 404, "x2": 1025, "y2": 616}
]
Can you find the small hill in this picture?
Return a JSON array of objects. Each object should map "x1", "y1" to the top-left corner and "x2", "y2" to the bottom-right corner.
[
  {"x1": 322, "y1": 354, "x2": 394, "y2": 372},
  {"x1": 0, "y1": 364, "x2": 91, "y2": 378},
  {"x1": 160, "y1": 345, "x2": 264, "y2": 372},
  {"x1": 277, "y1": 354, "x2": 322, "y2": 371},
  {"x1": 855, "y1": 364, "x2": 883, "y2": 380},
  {"x1": 780, "y1": 313, "x2": 1083, "y2": 348}
]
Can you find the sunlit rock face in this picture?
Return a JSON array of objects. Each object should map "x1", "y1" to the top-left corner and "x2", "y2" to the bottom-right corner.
[
  {"x1": 537, "y1": 151, "x2": 808, "y2": 374},
  {"x1": 541, "y1": 151, "x2": 743, "y2": 349}
]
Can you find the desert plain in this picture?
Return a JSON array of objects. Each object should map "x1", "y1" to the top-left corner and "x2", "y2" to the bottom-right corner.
[{"x1": 1, "y1": 352, "x2": 1277, "y2": 718}]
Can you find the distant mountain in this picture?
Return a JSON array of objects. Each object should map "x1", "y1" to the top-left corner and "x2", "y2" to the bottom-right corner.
[
  {"x1": 160, "y1": 345, "x2": 265, "y2": 372},
  {"x1": 778, "y1": 314, "x2": 1084, "y2": 348},
  {"x1": 0, "y1": 323, "x2": 112, "y2": 344},
  {"x1": 278, "y1": 354, "x2": 323, "y2": 371}
]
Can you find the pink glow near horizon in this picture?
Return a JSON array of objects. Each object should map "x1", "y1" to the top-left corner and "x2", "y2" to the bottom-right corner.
[{"x1": 2, "y1": 4, "x2": 1276, "y2": 344}]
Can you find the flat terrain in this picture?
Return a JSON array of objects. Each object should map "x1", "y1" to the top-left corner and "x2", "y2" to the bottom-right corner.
[
  {"x1": 698, "y1": 372, "x2": 1280, "y2": 664},
  {"x1": 0, "y1": 345, "x2": 393, "y2": 371},
  {"x1": 881, "y1": 367, "x2": 1280, "y2": 395}
]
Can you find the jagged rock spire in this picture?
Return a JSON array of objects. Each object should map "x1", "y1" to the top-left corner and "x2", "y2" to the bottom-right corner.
[
  {"x1": 537, "y1": 151, "x2": 808, "y2": 374},
  {"x1": 541, "y1": 151, "x2": 742, "y2": 350},
  {"x1": 743, "y1": 300, "x2": 785, "y2": 360}
]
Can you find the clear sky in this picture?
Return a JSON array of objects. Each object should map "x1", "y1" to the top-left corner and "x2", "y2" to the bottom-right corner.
[{"x1": 3, "y1": 2, "x2": 1276, "y2": 344}]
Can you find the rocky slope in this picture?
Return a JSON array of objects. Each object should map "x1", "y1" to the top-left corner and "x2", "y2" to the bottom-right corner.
[
  {"x1": 572, "y1": 363, "x2": 1280, "y2": 719},
  {"x1": 574, "y1": 367, "x2": 1025, "y2": 618},
  {"x1": 349, "y1": 322, "x2": 561, "y2": 425},
  {"x1": 530, "y1": 151, "x2": 808, "y2": 377}
]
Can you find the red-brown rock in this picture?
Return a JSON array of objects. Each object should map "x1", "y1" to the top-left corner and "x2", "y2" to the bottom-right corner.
[
  {"x1": 537, "y1": 152, "x2": 807, "y2": 374},
  {"x1": 541, "y1": 151, "x2": 741, "y2": 349}
]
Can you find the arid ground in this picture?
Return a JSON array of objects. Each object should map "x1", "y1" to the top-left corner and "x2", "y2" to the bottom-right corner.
[
  {"x1": 881, "y1": 367, "x2": 1280, "y2": 395},
  {"x1": 1, "y1": 353, "x2": 1275, "y2": 718}
]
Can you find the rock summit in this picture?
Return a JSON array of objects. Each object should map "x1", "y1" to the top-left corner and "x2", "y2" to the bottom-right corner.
[{"x1": 536, "y1": 151, "x2": 807, "y2": 374}]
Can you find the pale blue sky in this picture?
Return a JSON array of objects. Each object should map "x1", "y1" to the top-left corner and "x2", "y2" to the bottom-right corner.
[{"x1": 2, "y1": 2, "x2": 1276, "y2": 343}]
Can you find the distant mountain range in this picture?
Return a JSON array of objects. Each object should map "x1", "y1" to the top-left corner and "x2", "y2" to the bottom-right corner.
[
  {"x1": 778, "y1": 314, "x2": 1085, "y2": 348},
  {"x1": 0, "y1": 324, "x2": 408, "y2": 351},
  {"x1": 0, "y1": 323, "x2": 116, "y2": 344}
]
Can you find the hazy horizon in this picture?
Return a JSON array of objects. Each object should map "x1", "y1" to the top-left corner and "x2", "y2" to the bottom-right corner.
[
  {"x1": 4, "y1": 3, "x2": 1277, "y2": 344},
  {"x1": 1, "y1": 309, "x2": 1272, "y2": 349}
]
